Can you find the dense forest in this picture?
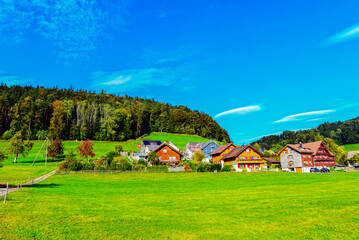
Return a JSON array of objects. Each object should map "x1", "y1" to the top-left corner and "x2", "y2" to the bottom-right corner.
[
  {"x1": 254, "y1": 118, "x2": 359, "y2": 150},
  {"x1": 0, "y1": 84, "x2": 230, "y2": 142}
]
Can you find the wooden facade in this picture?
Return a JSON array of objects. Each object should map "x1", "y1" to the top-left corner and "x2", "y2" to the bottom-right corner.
[
  {"x1": 222, "y1": 145, "x2": 266, "y2": 170},
  {"x1": 152, "y1": 142, "x2": 184, "y2": 165},
  {"x1": 279, "y1": 141, "x2": 335, "y2": 172},
  {"x1": 211, "y1": 143, "x2": 236, "y2": 164}
]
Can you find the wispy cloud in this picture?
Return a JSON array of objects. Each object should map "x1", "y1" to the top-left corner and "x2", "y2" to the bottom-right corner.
[
  {"x1": 91, "y1": 67, "x2": 192, "y2": 92},
  {"x1": 0, "y1": 1, "x2": 128, "y2": 59},
  {"x1": 275, "y1": 110, "x2": 335, "y2": 123},
  {"x1": 325, "y1": 23, "x2": 359, "y2": 45},
  {"x1": 306, "y1": 118, "x2": 323, "y2": 122},
  {"x1": 0, "y1": 71, "x2": 32, "y2": 86},
  {"x1": 214, "y1": 105, "x2": 261, "y2": 118}
]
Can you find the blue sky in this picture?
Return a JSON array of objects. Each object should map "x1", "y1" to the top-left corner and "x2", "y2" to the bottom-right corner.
[{"x1": 1, "y1": 0, "x2": 359, "y2": 144}]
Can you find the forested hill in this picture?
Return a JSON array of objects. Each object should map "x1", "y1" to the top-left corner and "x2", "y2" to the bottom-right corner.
[
  {"x1": 254, "y1": 118, "x2": 359, "y2": 150},
  {"x1": 0, "y1": 84, "x2": 230, "y2": 142}
]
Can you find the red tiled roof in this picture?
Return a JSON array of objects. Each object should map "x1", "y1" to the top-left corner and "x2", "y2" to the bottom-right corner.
[
  {"x1": 222, "y1": 145, "x2": 263, "y2": 160},
  {"x1": 279, "y1": 141, "x2": 335, "y2": 156},
  {"x1": 210, "y1": 143, "x2": 236, "y2": 155},
  {"x1": 152, "y1": 142, "x2": 184, "y2": 156}
]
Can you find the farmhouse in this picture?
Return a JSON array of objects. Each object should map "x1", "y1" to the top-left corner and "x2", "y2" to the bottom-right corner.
[
  {"x1": 279, "y1": 141, "x2": 335, "y2": 173},
  {"x1": 264, "y1": 157, "x2": 281, "y2": 167},
  {"x1": 184, "y1": 140, "x2": 219, "y2": 160},
  {"x1": 222, "y1": 145, "x2": 266, "y2": 172},
  {"x1": 151, "y1": 142, "x2": 184, "y2": 165},
  {"x1": 140, "y1": 140, "x2": 162, "y2": 154},
  {"x1": 211, "y1": 143, "x2": 237, "y2": 164}
]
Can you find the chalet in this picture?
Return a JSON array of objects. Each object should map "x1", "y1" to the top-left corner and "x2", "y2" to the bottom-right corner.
[
  {"x1": 211, "y1": 143, "x2": 237, "y2": 165},
  {"x1": 184, "y1": 140, "x2": 219, "y2": 160},
  {"x1": 279, "y1": 141, "x2": 335, "y2": 173},
  {"x1": 140, "y1": 140, "x2": 162, "y2": 154},
  {"x1": 222, "y1": 145, "x2": 266, "y2": 172},
  {"x1": 151, "y1": 142, "x2": 184, "y2": 165}
]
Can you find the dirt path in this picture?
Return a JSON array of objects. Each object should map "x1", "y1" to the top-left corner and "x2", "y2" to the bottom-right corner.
[{"x1": 0, "y1": 170, "x2": 56, "y2": 198}]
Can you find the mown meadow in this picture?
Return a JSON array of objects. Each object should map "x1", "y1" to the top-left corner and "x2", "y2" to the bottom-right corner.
[{"x1": 1, "y1": 172, "x2": 359, "y2": 239}]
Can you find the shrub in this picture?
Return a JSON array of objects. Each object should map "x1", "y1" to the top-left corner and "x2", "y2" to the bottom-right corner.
[
  {"x1": 196, "y1": 163, "x2": 211, "y2": 172},
  {"x1": 135, "y1": 164, "x2": 146, "y2": 171},
  {"x1": 106, "y1": 151, "x2": 120, "y2": 165},
  {"x1": 68, "y1": 160, "x2": 83, "y2": 171},
  {"x1": 222, "y1": 165, "x2": 233, "y2": 172},
  {"x1": 330, "y1": 167, "x2": 335, "y2": 172},
  {"x1": 111, "y1": 156, "x2": 132, "y2": 171},
  {"x1": 138, "y1": 159, "x2": 146, "y2": 166},
  {"x1": 184, "y1": 165, "x2": 192, "y2": 172},
  {"x1": 83, "y1": 161, "x2": 96, "y2": 170},
  {"x1": 211, "y1": 163, "x2": 222, "y2": 172},
  {"x1": 146, "y1": 165, "x2": 168, "y2": 172},
  {"x1": 242, "y1": 168, "x2": 247, "y2": 173},
  {"x1": 188, "y1": 161, "x2": 196, "y2": 171}
]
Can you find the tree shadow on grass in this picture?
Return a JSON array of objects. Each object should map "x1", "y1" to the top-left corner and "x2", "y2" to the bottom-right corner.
[
  {"x1": 21, "y1": 156, "x2": 65, "y2": 164},
  {"x1": 26, "y1": 183, "x2": 61, "y2": 189}
]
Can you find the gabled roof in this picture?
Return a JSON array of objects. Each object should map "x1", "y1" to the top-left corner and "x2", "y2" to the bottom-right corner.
[
  {"x1": 142, "y1": 140, "x2": 162, "y2": 146},
  {"x1": 186, "y1": 140, "x2": 218, "y2": 152},
  {"x1": 152, "y1": 142, "x2": 184, "y2": 156},
  {"x1": 278, "y1": 141, "x2": 335, "y2": 156},
  {"x1": 222, "y1": 145, "x2": 263, "y2": 160},
  {"x1": 210, "y1": 143, "x2": 236, "y2": 155}
]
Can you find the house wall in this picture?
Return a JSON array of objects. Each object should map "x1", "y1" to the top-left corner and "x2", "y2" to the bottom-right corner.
[
  {"x1": 156, "y1": 146, "x2": 181, "y2": 163},
  {"x1": 280, "y1": 147, "x2": 303, "y2": 169},
  {"x1": 213, "y1": 145, "x2": 235, "y2": 163}
]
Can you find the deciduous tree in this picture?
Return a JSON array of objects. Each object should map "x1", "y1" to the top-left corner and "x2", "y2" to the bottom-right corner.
[
  {"x1": 193, "y1": 151, "x2": 205, "y2": 163},
  {"x1": 76, "y1": 139, "x2": 95, "y2": 162},
  {"x1": 48, "y1": 140, "x2": 65, "y2": 161},
  {"x1": 49, "y1": 100, "x2": 66, "y2": 140},
  {"x1": 7, "y1": 132, "x2": 33, "y2": 163}
]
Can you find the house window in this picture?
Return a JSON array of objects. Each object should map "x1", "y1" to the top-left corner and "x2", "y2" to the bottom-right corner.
[
  {"x1": 246, "y1": 149, "x2": 250, "y2": 152},
  {"x1": 163, "y1": 149, "x2": 167, "y2": 153},
  {"x1": 288, "y1": 155, "x2": 293, "y2": 159},
  {"x1": 173, "y1": 156, "x2": 176, "y2": 160},
  {"x1": 240, "y1": 164, "x2": 244, "y2": 168}
]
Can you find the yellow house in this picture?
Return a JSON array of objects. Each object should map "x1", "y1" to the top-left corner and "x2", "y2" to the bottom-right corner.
[
  {"x1": 222, "y1": 145, "x2": 266, "y2": 171},
  {"x1": 210, "y1": 143, "x2": 237, "y2": 164}
]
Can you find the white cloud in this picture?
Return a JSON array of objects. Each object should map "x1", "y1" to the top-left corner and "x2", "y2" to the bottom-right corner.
[
  {"x1": 275, "y1": 110, "x2": 335, "y2": 123},
  {"x1": 214, "y1": 105, "x2": 261, "y2": 118},
  {"x1": 325, "y1": 23, "x2": 359, "y2": 45},
  {"x1": 306, "y1": 118, "x2": 323, "y2": 122},
  {"x1": 91, "y1": 67, "x2": 191, "y2": 92}
]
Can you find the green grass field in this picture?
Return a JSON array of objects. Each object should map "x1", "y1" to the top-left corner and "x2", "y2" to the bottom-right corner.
[
  {"x1": 344, "y1": 143, "x2": 359, "y2": 152},
  {"x1": 1, "y1": 172, "x2": 359, "y2": 239},
  {"x1": 0, "y1": 132, "x2": 211, "y2": 184}
]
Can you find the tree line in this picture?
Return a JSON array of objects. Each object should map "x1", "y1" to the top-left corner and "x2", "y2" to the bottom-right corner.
[
  {"x1": 0, "y1": 84, "x2": 230, "y2": 142},
  {"x1": 253, "y1": 119, "x2": 359, "y2": 150}
]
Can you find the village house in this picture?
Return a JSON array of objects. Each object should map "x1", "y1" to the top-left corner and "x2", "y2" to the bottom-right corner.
[
  {"x1": 210, "y1": 143, "x2": 237, "y2": 165},
  {"x1": 279, "y1": 141, "x2": 335, "y2": 173},
  {"x1": 222, "y1": 145, "x2": 266, "y2": 172},
  {"x1": 151, "y1": 142, "x2": 184, "y2": 165},
  {"x1": 184, "y1": 140, "x2": 219, "y2": 161},
  {"x1": 263, "y1": 157, "x2": 281, "y2": 167},
  {"x1": 140, "y1": 140, "x2": 162, "y2": 154}
]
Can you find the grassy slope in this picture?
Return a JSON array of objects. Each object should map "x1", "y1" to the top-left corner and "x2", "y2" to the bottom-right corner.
[
  {"x1": 0, "y1": 133, "x2": 211, "y2": 183},
  {"x1": 1, "y1": 172, "x2": 359, "y2": 239},
  {"x1": 344, "y1": 143, "x2": 359, "y2": 152}
]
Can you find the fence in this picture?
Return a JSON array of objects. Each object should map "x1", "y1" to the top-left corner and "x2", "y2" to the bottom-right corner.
[{"x1": 1, "y1": 170, "x2": 56, "y2": 203}]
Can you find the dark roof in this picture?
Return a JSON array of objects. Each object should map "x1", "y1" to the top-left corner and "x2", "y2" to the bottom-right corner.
[
  {"x1": 142, "y1": 140, "x2": 162, "y2": 146},
  {"x1": 330, "y1": 164, "x2": 346, "y2": 167},
  {"x1": 263, "y1": 157, "x2": 280, "y2": 163},
  {"x1": 210, "y1": 143, "x2": 236, "y2": 155},
  {"x1": 152, "y1": 142, "x2": 184, "y2": 156},
  {"x1": 187, "y1": 140, "x2": 218, "y2": 151},
  {"x1": 222, "y1": 145, "x2": 263, "y2": 160}
]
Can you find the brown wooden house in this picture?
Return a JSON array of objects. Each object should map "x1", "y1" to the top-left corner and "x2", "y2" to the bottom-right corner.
[{"x1": 151, "y1": 142, "x2": 184, "y2": 165}]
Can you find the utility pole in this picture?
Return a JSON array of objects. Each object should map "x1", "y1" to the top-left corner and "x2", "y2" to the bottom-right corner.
[{"x1": 45, "y1": 137, "x2": 48, "y2": 166}]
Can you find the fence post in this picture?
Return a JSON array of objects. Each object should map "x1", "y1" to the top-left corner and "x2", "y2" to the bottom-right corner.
[
  {"x1": 3, "y1": 182, "x2": 8, "y2": 203},
  {"x1": 17, "y1": 183, "x2": 19, "y2": 192}
]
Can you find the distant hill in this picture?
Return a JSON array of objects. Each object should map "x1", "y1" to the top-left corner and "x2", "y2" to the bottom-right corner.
[
  {"x1": 254, "y1": 117, "x2": 359, "y2": 150},
  {"x1": 0, "y1": 84, "x2": 230, "y2": 142}
]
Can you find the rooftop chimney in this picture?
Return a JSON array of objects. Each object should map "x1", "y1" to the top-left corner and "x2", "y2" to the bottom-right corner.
[{"x1": 300, "y1": 142, "x2": 303, "y2": 148}]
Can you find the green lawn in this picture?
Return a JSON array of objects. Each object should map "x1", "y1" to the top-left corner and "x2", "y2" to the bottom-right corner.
[
  {"x1": 1, "y1": 172, "x2": 359, "y2": 239},
  {"x1": 344, "y1": 143, "x2": 359, "y2": 152}
]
